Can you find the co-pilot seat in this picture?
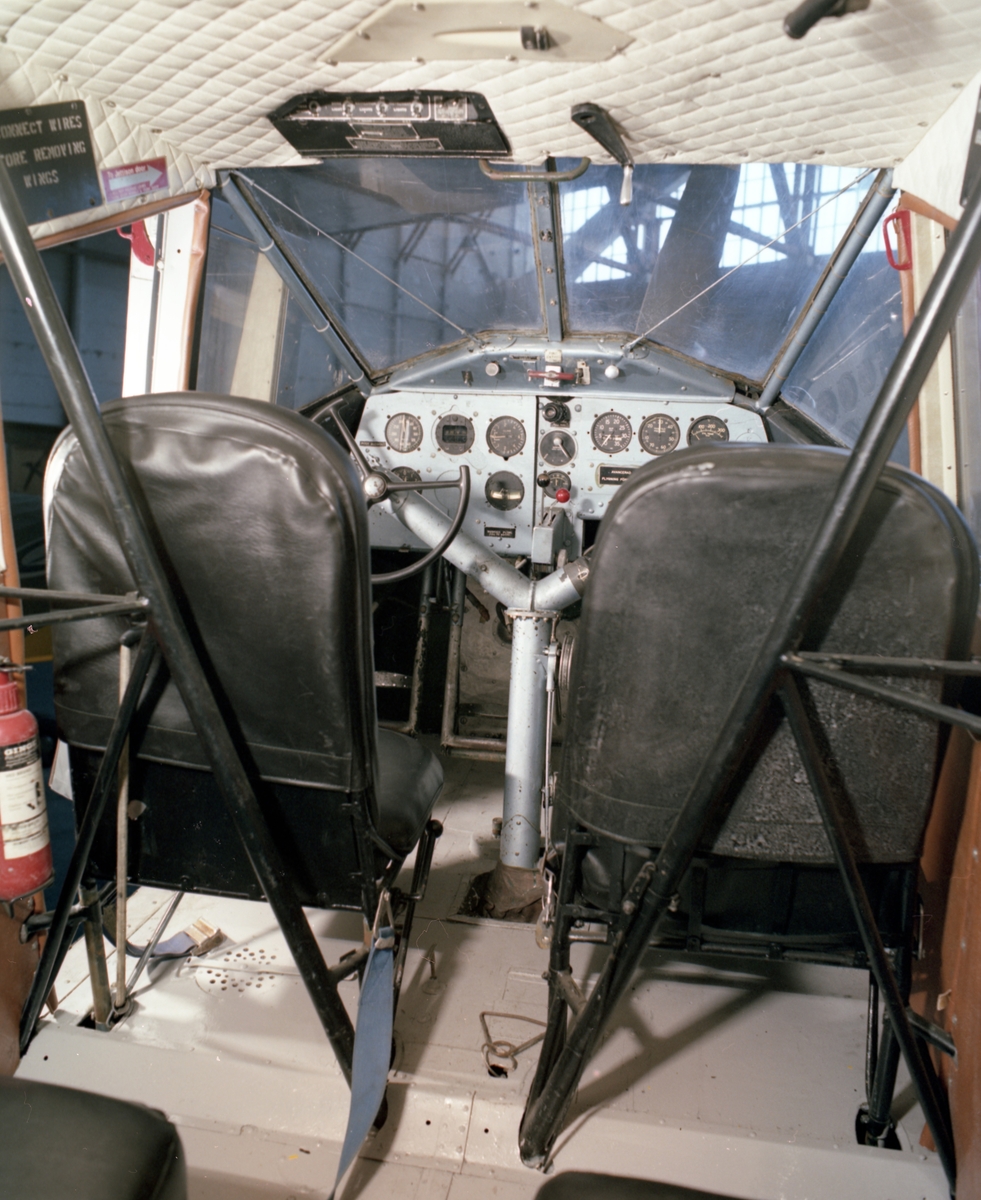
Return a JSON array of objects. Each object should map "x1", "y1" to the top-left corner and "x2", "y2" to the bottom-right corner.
[
  {"x1": 44, "y1": 392, "x2": 442, "y2": 917},
  {"x1": 524, "y1": 443, "x2": 978, "y2": 1166}
]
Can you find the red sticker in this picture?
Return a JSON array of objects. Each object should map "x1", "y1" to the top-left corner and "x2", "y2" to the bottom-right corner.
[{"x1": 100, "y1": 157, "x2": 168, "y2": 202}]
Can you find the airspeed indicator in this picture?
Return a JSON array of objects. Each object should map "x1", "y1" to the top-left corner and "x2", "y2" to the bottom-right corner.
[
  {"x1": 385, "y1": 412, "x2": 423, "y2": 453},
  {"x1": 639, "y1": 414, "x2": 681, "y2": 455}
]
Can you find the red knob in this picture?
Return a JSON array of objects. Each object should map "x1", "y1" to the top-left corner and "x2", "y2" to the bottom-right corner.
[{"x1": 555, "y1": 488, "x2": 571, "y2": 503}]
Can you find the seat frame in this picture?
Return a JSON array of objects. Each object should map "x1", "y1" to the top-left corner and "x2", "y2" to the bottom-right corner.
[
  {"x1": 516, "y1": 164, "x2": 981, "y2": 1197},
  {"x1": 521, "y1": 669, "x2": 969, "y2": 1178}
]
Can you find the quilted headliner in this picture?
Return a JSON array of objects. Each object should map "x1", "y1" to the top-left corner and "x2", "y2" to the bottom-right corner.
[{"x1": 1, "y1": 0, "x2": 980, "y2": 237}]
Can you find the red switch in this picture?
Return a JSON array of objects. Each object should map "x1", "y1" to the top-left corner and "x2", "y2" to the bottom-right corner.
[{"x1": 555, "y1": 488, "x2": 571, "y2": 503}]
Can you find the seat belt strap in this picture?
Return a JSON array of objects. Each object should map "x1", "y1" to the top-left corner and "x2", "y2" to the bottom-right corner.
[{"x1": 329, "y1": 917, "x2": 395, "y2": 1198}]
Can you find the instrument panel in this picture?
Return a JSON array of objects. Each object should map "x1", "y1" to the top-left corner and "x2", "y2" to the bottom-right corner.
[{"x1": 358, "y1": 390, "x2": 767, "y2": 558}]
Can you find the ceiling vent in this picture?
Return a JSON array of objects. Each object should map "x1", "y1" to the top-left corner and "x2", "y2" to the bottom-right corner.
[{"x1": 321, "y1": 0, "x2": 631, "y2": 64}]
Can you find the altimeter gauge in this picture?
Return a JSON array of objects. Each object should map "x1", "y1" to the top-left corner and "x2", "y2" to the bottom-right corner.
[
  {"x1": 486, "y1": 415, "x2": 526, "y2": 459},
  {"x1": 687, "y1": 415, "x2": 729, "y2": 444},
  {"x1": 591, "y1": 411, "x2": 632, "y2": 454},
  {"x1": 385, "y1": 412, "x2": 423, "y2": 453},
  {"x1": 639, "y1": 413, "x2": 681, "y2": 455}
]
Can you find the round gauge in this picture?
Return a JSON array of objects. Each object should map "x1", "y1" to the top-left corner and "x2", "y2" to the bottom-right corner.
[
  {"x1": 486, "y1": 415, "x2": 526, "y2": 459},
  {"x1": 485, "y1": 471, "x2": 525, "y2": 511},
  {"x1": 391, "y1": 466, "x2": 422, "y2": 483},
  {"x1": 385, "y1": 412, "x2": 423, "y2": 453},
  {"x1": 542, "y1": 470, "x2": 571, "y2": 500},
  {"x1": 539, "y1": 429, "x2": 577, "y2": 467},
  {"x1": 435, "y1": 414, "x2": 475, "y2": 455},
  {"x1": 639, "y1": 413, "x2": 681, "y2": 455},
  {"x1": 687, "y1": 415, "x2": 730, "y2": 445},
  {"x1": 591, "y1": 412, "x2": 632, "y2": 454}
]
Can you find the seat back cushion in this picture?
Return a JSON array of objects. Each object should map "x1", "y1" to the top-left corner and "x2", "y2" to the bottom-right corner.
[
  {"x1": 560, "y1": 444, "x2": 979, "y2": 862},
  {"x1": 0, "y1": 1075, "x2": 186, "y2": 1200},
  {"x1": 45, "y1": 393, "x2": 378, "y2": 796}
]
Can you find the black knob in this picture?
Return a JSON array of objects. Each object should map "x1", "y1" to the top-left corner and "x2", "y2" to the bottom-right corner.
[
  {"x1": 537, "y1": 472, "x2": 551, "y2": 488},
  {"x1": 542, "y1": 401, "x2": 570, "y2": 425}
]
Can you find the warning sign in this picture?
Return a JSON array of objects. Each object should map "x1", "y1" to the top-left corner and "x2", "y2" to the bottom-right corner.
[{"x1": 0, "y1": 101, "x2": 101, "y2": 224}]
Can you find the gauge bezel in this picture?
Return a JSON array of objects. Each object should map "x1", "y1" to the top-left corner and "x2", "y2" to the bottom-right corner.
[
  {"x1": 434, "y1": 413, "x2": 475, "y2": 455},
  {"x1": 638, "y1": 413, "x2": 681, "y2": 455},
  {"x1": 590, "y1": 411, "x2": 632, "y2": 455},
  {"x1": 542, "y1": 470, "x2": 571, "y2": 500},
  {"x1": 686, "y1": 415, "x2": 730, "y2": 445},
  {"x1": 538, "y1": 429, "x2": 577, "y2": 467},
  {"x1": 384, "y1": 412, "x2": 424, "y2": 454},
  {"x1": 486, "y1": 414, "x2": 527, "y2": 459},
  {"x1": 485, "y1": 470, "x2": 525, "y2": 511},
  {"x1": 391, "y1": 466, "x2": 422, "y2": 483}
]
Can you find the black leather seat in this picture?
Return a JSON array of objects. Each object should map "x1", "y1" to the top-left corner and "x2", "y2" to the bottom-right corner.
[
  {"x1": 45, "y1": 393, "x2": 442, "y2": 913},
  {"x1": 562, "y1": 444, "x2": 976, "y2": 954},
  {"x1": 0, "y1": 1075, "x2": 186, "y2": 1200},
  {"x1": 524, "y1": 443, "x2": 978, "y2": 1162},
  {"x1": 537, "y1": 1174, "x2": 734, "y2": 1200}
]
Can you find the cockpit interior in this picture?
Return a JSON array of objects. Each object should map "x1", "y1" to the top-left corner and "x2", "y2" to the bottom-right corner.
[{"x1": 1, "y1": 4, "x2": 981, "y2": 1200}]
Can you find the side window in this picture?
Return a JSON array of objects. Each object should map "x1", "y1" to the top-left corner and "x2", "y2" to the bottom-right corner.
[
  {"x1": 953, "y1": 265, "x2": 981, "y2": 544},
  {"x1": 196, "y1": 194, "x2": 349, "y2": 407},
  {"x1": 781, "y1": 239, "x2": 907, "y2": 464}
]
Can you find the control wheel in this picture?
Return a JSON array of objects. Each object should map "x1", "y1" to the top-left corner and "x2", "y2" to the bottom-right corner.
[{"x1": 315, "y1": 396, "x2": 471, "y2": 586}]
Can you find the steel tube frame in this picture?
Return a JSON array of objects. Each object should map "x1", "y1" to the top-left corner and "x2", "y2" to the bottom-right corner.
[
  {"x1": 0, "y1": 585, "x2": 141, "y2": 605},
  {"x1": 519, "y1": 172, "x2": 981, "y2": 1175},
  {"x1": 0, "y1": 600, "x2": 146, "y2": 633},
  {"x1": 19, "y1": 629, "x2": 157, "y2": 1051},
  {"x1": 0, "y1": 162, "x2": 358, "y2": 1083},
  {"x1": 756, "y1": 169, "x2": 896, "y2": 411},
  {"x1": 786, "y1": 657, "x2": 981, "y2": 736},
  {"x1": 779, "y1": 677, "x2": 955, "y2": 1178}
]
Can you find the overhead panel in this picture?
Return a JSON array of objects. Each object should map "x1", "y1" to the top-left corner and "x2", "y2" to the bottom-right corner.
[
  {"x1": 319, "y1": 0, "x2": 630, "y2": 64},
  {"x1": 269, "y1": 91, "x2": 509, "y2": 157}
]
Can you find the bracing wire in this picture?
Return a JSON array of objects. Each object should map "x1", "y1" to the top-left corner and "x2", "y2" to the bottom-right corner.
[
  {"x1": 624, "y1": 168, "x2": 875, "y2": 351},
  {"x1": 234, "y1": 173, "x2": 471, "y2": 338}
]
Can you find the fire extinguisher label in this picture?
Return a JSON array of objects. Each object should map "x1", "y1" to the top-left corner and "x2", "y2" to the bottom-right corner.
[{"x1": 0, "y1": 738, "x2": 48, "y2": 860}]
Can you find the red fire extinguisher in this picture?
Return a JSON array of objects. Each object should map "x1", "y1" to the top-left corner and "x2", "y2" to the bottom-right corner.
[{"x1": 0, "y1": 671, "x2": 53, "y2": 903}]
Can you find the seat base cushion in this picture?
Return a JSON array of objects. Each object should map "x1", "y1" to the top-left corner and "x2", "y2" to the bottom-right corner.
[
  {"x1": 537, "y1": 1172, "x2": 737, "y2": 1199},
  {"x1": 0, "y1": 1075, "x2": 186, "y2": 1200},
  {"x1": 374, "y1": 729, "x2": 443, "y2": 858}
]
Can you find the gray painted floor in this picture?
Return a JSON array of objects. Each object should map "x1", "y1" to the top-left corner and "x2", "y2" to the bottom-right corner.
[{"x1": 17, "y1": 753, "x2": 947, "y2": 1199}]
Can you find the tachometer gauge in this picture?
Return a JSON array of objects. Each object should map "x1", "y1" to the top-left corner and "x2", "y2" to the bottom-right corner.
[
  {"x1": 435, "y1": 414, "x2": 475, "y2": 455},
  {"x1": 639, "y1": 414, "x2": 681, "y2": 455},
  {"x1": 385, "y1": 412, "x2": 423, "y2": 453},
  {"x1": 539, "y1": 430, "x2": 577, "y2": 467},
  {"x1": 485, "y1": 470, "x2": 525, "y2": 511},
  {"x1": 391, "y1": 466, "x2": 421, "y2": 483},
  {"x1": 486, "y1": 415, "x2": 526, "y2": 459},
  {"x1": 591, "y1": 412, "x2": 632, "y2": 454},
  {"x1": 687, "y1": 415, "x2": 729, "y2": 444}
]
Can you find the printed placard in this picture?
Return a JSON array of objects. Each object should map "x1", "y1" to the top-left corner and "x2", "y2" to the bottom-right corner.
[
  {"x1": 101, "y1": 157, "x2": 169, "y2": 203},
  {"x1": 0, "y1": 102, "x2": 101, "y2": 224}
]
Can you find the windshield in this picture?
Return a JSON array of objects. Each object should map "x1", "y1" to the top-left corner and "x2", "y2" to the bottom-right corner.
[
  {"x1": 205, "y1": 157, "x2": 883, "y2": 387},
  {"x1": 560, "y1": 162, "x2": 873, "y2": 381},
  {"x1": 236, "y1": 158, "x2": 543, "y2": 370}
]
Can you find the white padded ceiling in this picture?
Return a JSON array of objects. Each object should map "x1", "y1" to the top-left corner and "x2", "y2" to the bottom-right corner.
[{"x1": 1, "y1": 0, "x2": 980, "y2": 238}]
